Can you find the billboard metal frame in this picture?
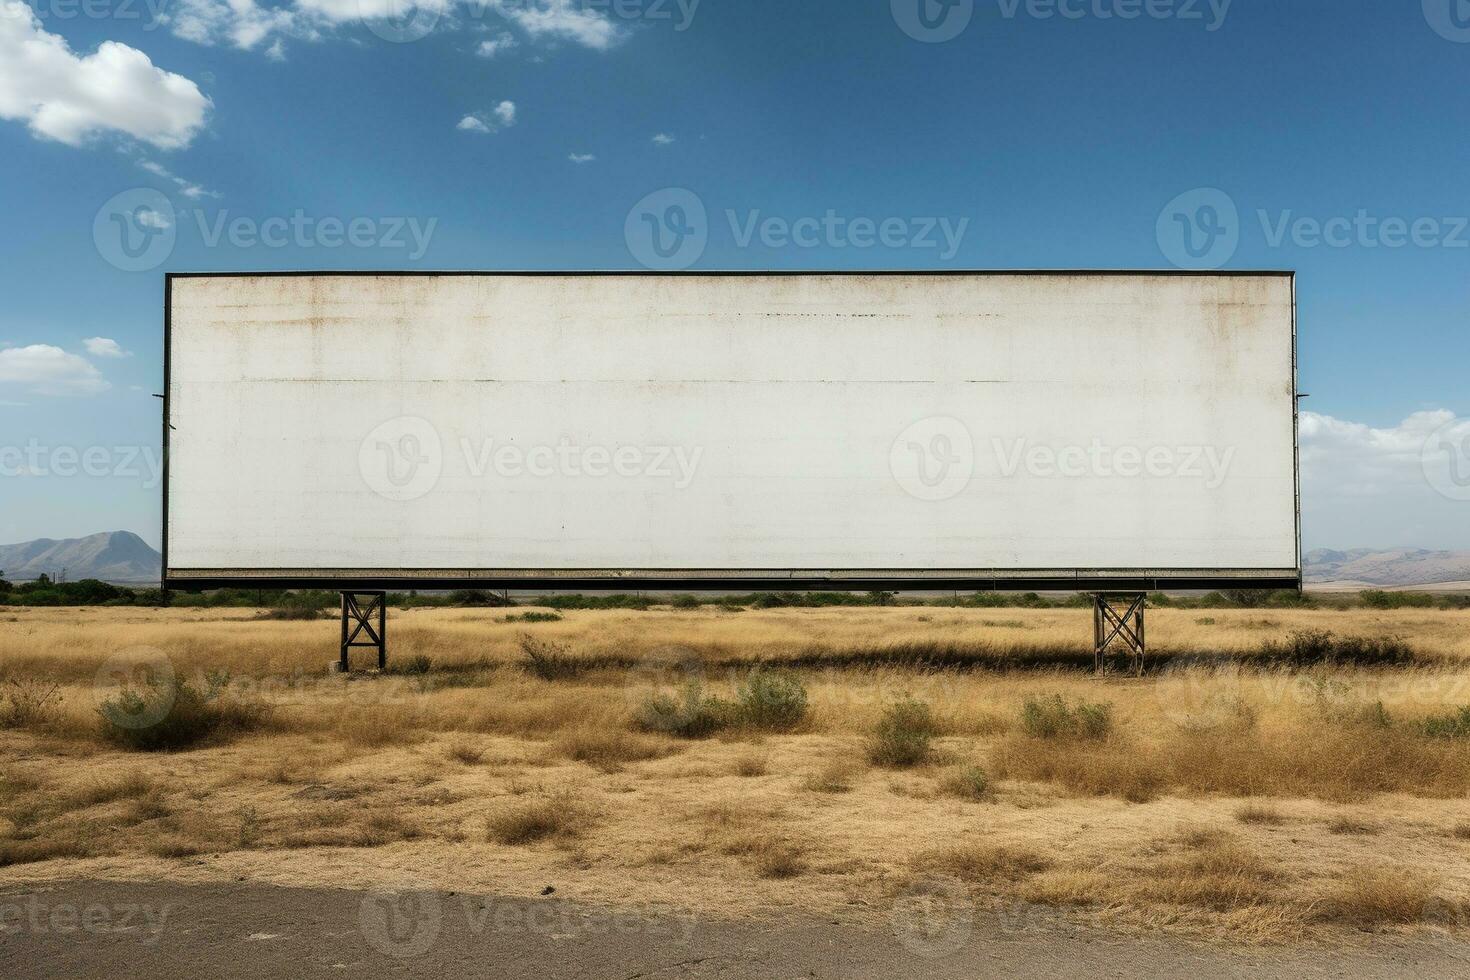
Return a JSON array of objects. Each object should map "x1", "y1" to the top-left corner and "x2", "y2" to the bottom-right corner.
[{"x1": 162, "y1": 270, "x2": 1301, "y2": 594}]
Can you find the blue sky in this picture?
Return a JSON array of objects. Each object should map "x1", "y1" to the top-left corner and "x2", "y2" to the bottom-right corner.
[{"x1": 1, "y1": 0, "x2": 1468, "y2": 553}]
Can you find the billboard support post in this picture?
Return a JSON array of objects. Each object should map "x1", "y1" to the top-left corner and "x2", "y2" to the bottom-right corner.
[
  {"x1": 1092, "y1": 593, "x2": 1146, "y2": 676},
  {"x1": 340, "y1": 592, "x2": 387, "y2": 672}
]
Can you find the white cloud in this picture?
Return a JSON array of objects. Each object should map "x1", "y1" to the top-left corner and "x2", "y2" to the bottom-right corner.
[
  {"x1": 477, "y1": 31, "x2": 517, "y2": 57},
  {"x1": 139, "y1": 159, "x2": 218, "y2": 200},
  {"x1": 458, "y1": 100, "x2": 516, "y2": 134},
  {"x1": 568, "y1": 152, "x2": 595, "y2": 163},
  {"x1": 1300, "y1": 409, "x2": 1470, "y2": 549},
  {"x1": 652, "y1": 132, "x2": 675, "y2": 145},
  {"x1": 83, "y1": 338, "x2": 131, "y2": 359},
  {"x1": 486, "y1": 0, "x2": 624, "y2": 50},
  {"x1": 159, "y1": 0, "x2": 623, "y2": 57},
  {"x1": 0, "y1": 345, "x2": 109, "y2": 396},
  {"x1": 167, "y1": 0, "x2": 305, "y2": 49},
  {"x1": 0, "y1": 2, "x2": 211, "y2": 149}
]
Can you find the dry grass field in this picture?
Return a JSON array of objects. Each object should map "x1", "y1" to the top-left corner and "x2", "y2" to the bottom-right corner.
[{"x1": 3, "y1": 603, "x2": 1470, "y2": 943}]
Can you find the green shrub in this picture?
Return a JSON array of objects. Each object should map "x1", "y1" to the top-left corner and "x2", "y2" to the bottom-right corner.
[
  {"x1": 734, "y1": 670, "x2": 808, "y2": 730},
  {"x1": 1418, "y1": 706, "x2": 1470, "y2": 739},
  {"x1": 670, "y1": 595, "x2": 701, "y2": 610},
  {"x1": 1360, "y1": 590, "x2": 1435, "y2": 610},
  {"x1": 634, "y1": 682, "x2": 732, "y2": 739},
  {"x1": 867, "y1": 697, "x2": 937, "y2": 767},
  {"x1": 387, "y1": 654, "x2": 433, "y2": 676},
  {"x1": 1020, "y1": 694, "x2": 1113, "y2": 740},
  {"x1": 99, "y1": 671, "x2": 269, "y2": 751},
  {"x1": 503, "y1": 612, "x2": 563, "y2": 624},
  {"x1": 941, "y1": 764, "x2": 992, "y2": 800},
  {"x1": 1260, "y1": 629, "x2": 1414, "y2": 666},
  {"x1": 447, "y1": 589, "x2": 515, "y2": 607},
  {"x1": 519, "y1": 635, "x2": 581, "y2": 680}
]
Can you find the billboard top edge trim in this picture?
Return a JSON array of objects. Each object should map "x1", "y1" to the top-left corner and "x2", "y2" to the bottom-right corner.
[{"x1": 163, "y1": 269, "x2": 1298, "y2": 281}]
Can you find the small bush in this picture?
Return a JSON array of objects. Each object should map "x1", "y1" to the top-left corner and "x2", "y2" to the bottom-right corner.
[
  {"x1": 450, "y1": 589, "x2": 514, "y2": 607},
  {"x1": 1360, "y1": 590, "x2": 1435, "y2": 610},
  {"x1": 519, "y1": 635, "x2": 583, "y2": 681},
  {"x1": 1320, "y1": 866, "x2": 1437, "y2": 926},
  {"x1": 634, "y1": 682, "x2": 732, "y2": 739},
  {"x1": 670, "y1": 595, "x2": 701, "y2": 610},
  {"x1": 1235, "y1": 804, "x2": 1286, "y2": 826},
  {"x1": 555, "y1": 729, "x2": 670, "y2": 772},
  {"x1": 503, "y1": 612, "x2": 562, "y2": 624},
  {"x1": 940, "y1": 764, "x2": 992, "y2": 801},
  {"x1": 99, "y1": 671, "x2": 269, "y2": 752},
  {"x1": 921, "y1": 843, "x2": 1051, "y2": 883},
  {"x1": 486, "y1": 792, "x2": 584, "y2": 845},
  {"x1": 734, "y1": 670, "x2": 808, "y2": 730},
  {"x1": 255, "y1": 607, "x2": 326, "y2": 620},
  {"x1": 1019, "y1": 694, "x2": 1113, "y2": 740},
  {"x1": 387, "y1": 654, "x2": 433, "y2": 676},
  {"x1": 867, "y1": 698, "x2": 937, "y2": 768},
  {"x1": 446, "y1": 740, "x2": 485, "y2": 764},
  {"x1": 1417, "y1": 706, "x2": 1470, "y2": 739},
  {"x1": 803, "y1": 760, "x2": 858, "y2": 793},
  {"x1": 0, "y1": 678, "x2": 61, "y2": 729}
]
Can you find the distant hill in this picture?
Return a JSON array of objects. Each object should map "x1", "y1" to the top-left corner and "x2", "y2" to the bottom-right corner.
[
  {"x1": 1305, "y1": 548, "x2": 1470, "y2": 588},
  {"x1": 0, "y1": 531, "x2": 161, "y2": 584}
]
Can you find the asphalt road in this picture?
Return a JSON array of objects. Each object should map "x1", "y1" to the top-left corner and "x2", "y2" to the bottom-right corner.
[{"x1": 3, "y1": 879, "x2": 1469, "y2": 979}]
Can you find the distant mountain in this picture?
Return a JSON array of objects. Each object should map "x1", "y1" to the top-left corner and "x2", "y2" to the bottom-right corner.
[
  {"x1": 0, "y1": 531, "x2": 161, "y2": 584},
  {"x1": 1305, "y1": 548, "x2": 1470, "y2": 588}
]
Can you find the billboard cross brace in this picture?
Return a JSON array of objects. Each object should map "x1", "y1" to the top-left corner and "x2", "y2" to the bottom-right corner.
[
  {"x1": 340, "y1": 591, "x2": 387, "y2": 672},
  {"x1": 1092, "y1": 593, "x2": 1146, "y2": 676}
]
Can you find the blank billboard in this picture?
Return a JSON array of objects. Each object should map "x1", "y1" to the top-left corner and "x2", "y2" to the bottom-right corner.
[{"x1": 164, "y1": 271, "x2": 1298, "y2": 589}]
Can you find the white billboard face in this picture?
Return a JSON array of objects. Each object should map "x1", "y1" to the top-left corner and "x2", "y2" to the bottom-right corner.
[{"x1": 165, "y1": 273, "x2": 1298, "y2": 585}]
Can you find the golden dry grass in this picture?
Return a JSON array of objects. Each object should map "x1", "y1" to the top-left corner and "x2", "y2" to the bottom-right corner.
[{"x1": 2, "y1": 604, "x2": 1470, "y2": 943}]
